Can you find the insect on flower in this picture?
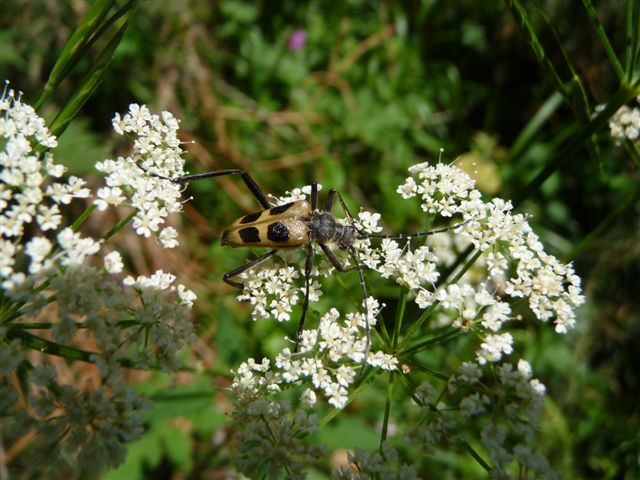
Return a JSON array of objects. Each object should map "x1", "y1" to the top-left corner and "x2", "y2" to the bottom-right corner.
[{"x1": 143, "y1": 167, "x2": 471, "y2": 352}]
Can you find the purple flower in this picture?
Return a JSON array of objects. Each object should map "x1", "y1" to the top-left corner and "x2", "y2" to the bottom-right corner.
[{"x1": 288, "y1": 29, "x2": 307, "y2": 51}]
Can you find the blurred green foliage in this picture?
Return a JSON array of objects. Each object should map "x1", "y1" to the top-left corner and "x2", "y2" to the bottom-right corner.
[{"x1": 2, "y1": 0, "x2": 638, "y2": 478}]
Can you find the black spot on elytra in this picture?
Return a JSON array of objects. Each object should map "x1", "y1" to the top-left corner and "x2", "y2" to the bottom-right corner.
[
  {"x1": 267, "y1": 222, "x2": 290, "y2": 242},
  {"x1": 239, "y1": 227, "x2": 260, "y2": 243},
  {"x1": 240, "y1": 212, "x2": 262, "y2": 224},
  {"x1": 269, "y1": 202, "x2": 294, "y2": 215}
]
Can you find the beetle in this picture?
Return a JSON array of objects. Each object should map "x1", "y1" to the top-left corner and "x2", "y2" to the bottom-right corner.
[{"x1": 144, "y1": 167, "x2": 470, "y2": 352}]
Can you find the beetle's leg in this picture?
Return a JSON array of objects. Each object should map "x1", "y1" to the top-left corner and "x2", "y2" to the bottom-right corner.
[
  {"x1": 294, "y1": 242, "x2": 315, "y2": 352},
  {"x1": 319, "y1": 243, "x2": 358, "y2": 273},
  {"x1": 223, "y1": 249, "x2": 279, "y2": 289},
  {"x1": 142, "y1": 167, "x2": 271, "y2": 209},
  {"x1": 323, "y1": 189, "x2": 358, "y2": 225},
  {"x1": 322, "y1": 189, "x2": 335, "y2": 213}
]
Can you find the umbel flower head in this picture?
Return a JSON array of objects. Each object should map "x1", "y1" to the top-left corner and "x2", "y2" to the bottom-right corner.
[
  {"x1": 1, "y1": 93, "x2": 197, "y2": 476},
  {"x1": 227, "y1": 158, "x2": 584, "y2": 478},
  {"x1": 230, "y1": 161, "x2": 584, "y2": 375},
  {"x1": 95, "y1": 103, "x2": 186, "y2": 247}
]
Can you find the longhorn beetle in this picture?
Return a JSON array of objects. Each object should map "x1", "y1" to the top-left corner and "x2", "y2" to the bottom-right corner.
[{"x1": 144, "y1": 167, "x2": 471, "y2": 354}]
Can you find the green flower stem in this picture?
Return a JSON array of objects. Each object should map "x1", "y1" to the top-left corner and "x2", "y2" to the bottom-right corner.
[
  {"x1": 70, "y1": 203, "x2": 98, "y2": 231},
  {"x1": 379, "y1": 371, "x2": 395, "y2": 449},
  {"x1": 400, "y1": 327, "x2": 463, "y2": 358},
  {"x1": 460, "y1": 440, "x2": 492, "y2": 473},
  {"x1": 48, "y1": 12, "x2": 135, "y2": 138},
  {"x1": 103, "y1": 211, "x2": 137, "y2": 240},
  {"x1": 626, "y1": 0, "x2": 640, "y2": 79},
  {"x1": 36, "y1": 0, "x2": 116, "y2": 110},
  {"x1": 5, "y1": 327, "x2": 196, "y2": 372},
  {"x1": 407, "y1": 360, "x2": 450, "y2": 382},
  {"x1": 510, "y1": 91, "x2": 564, "y2": 160},
  {"x1": 391, "y1": 285, "x2": 408, "y2": 351}
]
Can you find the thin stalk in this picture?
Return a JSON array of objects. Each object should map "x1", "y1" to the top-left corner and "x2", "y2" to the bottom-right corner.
[
  {"x1": 582, "y1": 0, "x2": 624, "y2": 79},
  {"x1": 460, "y1": 440, "x2": 492, "y2": 473},
  {"x1": 103, "y1": 211, "x2": 136, "y2": 240},
  {"x1": 400, "y1": 327, "x2": 462, "y2": 357},
  {"x1": 379, "y1": 372, "x2": 395, "y2": 449},
  {"x1": 391, "y1": 285, "x2": 408, "y2": 350},
  {"x1": 70, "y1": 204, "x2": 98, "y2": 231}
]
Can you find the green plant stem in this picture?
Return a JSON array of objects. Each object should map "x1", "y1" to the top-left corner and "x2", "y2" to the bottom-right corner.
[
  {"x1": 103, "y1": 211, "x2": 136, "y2": 240},
  {"x1": 460, "y1": 440, "x2": 492, "y2": 473},
  {"x1": 391, "y1": 285, "x2": 408, "y2": 350},
  {"x1": 582, "y1": 0, "x2": 624, "y2": 79},
  {"x1": 626, "y1": 0, "x2": 640, "y2": 79},
  {"x1": 510, "y1": 91, "x2": 564, "y2": 159},
  {"x1": 71, "y1": 204, "x2": 98, "y2": 231},
  {"x1": 400, "y1": 327, "x2": 462, "y2": 357},
  {"x1": 4, "y1": 328, "x2": 197, "y2": 373},
  {"x1": 379, "y1": 372, "x2": 395, "y2": 449}
]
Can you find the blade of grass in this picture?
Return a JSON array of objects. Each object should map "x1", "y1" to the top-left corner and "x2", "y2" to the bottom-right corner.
[
  {"x1": 48, "y1": 12, "x2": 134, "y2": 138},
  {"x1": 513, "y1": 83, "x2": 639, "y2": 208},
  {"x1": 510, "y1": 91, "x2": 564, "y2": 159},
  {"x1": 582, "y1": 0, "x2": 624, "y2": 80},
  {"x1": 379, "y1": 372, "x2": 395, "y2": 448},
  {"x1": 626, "y1": 0, "x2": 640, "y2": 80},
  {"x1": 506, "y1": 0, "x2": 568, "y2": 98},
  {"x1": 36, "y1": 0, "x2": 116, "y2": 109}
]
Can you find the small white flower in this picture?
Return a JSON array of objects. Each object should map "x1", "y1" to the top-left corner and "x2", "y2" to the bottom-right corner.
[
  {"x1": 477, "y1": 332, "x2": 514, "y2": 365},
  {"x1": 300, "y1": 388, "x2": 317, "y2": 407},
  {"x1": 104, "y1": 251, "x2": 124, "y2": 274},
  {"x1": 159, "y1": 226, "x2": 179, "y2": 248}
]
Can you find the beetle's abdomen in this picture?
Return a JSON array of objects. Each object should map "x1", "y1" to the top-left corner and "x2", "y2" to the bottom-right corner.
[{"x1": 222, "y1": 200, "x2": 311, "y2": 248}]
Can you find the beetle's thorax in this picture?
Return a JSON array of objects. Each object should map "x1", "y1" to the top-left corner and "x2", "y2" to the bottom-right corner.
[{"x1": 307, "y1": 211, "x2": 357, "y2": 250}]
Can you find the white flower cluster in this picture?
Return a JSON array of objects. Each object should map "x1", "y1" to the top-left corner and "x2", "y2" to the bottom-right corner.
[
  {"x1": 1, "y1": 93, "x2": 197, "y2": 476},
  {"x1": 596, "y1": 96, "x2": 640, "y2": 145},
  {"x1": 95, "y1": 104, "x2": 187, "y2": 247},
  {"x1": 373, "y1": 163, "x2": 584, "y2": 339},
  {"x1": 1, "y1": 84, "x2": 90, "y2": 285},
  {"x1": 232, "y1": 299, "x2": 397, "y2": 410},
  {"x1": 269, "y1": 183, "x2": 322, "y2": 204}
]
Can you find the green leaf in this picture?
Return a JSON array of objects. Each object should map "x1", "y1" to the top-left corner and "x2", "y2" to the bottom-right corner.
[
  {"x1": 160, "y1": 423, "x2": 193, "y2": 471},
  {"x1": 37, "y1": 0, "x2": 116, "y2": 108},
  {"x1": 48, "y1": 12, "x2": 134, "y2": 139}
]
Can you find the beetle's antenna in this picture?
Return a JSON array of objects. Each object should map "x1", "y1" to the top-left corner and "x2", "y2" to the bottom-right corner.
[{"x1": 359, "y1": 216, "x2": 474, "y2": 241}]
